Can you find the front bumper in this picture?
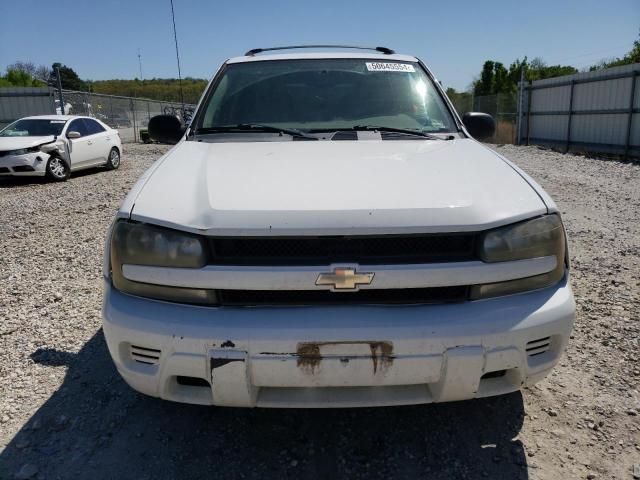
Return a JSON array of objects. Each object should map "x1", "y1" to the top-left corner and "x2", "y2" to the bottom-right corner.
[
  {"x1": 102, "y1": 278, "x2": 575, "y2": 408},
  {"x1": 0, "y1": 152, "x2": 48, "y2": 176}
]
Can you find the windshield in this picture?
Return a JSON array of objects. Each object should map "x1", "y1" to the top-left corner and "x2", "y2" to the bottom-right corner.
[
  {"x1": 198, "y1": 59, "x2": 457, "y2": 134},
  {"x1": 0, "y1": 119, "x2": 67, "y2": 137}
]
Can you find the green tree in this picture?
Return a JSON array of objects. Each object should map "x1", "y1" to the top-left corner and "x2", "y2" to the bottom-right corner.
[
  {"x1": 474, "y1": 61, "x2": 495, "y2": 95},
  {"x1": 590, "y1": 31, "x2": 640, "y2": 70},
  {"x1": 626, "y1": 35, "x2": 640, "y2": 63},
  {"x1": 473, "y1": 61, "x2": 521, "y2": 95},
  {"x1": 0, "y1": 68, "x2": 46, "y2": 87},
  {"x1": 526, "y1": 57, "x2": 577, "y2": 81},
  {"x1": 493, "y1": 62, "x2": 512, "y2": 94},
  {"x1": 508, "y1": 57, "x2": 528, "y2": 85},
  {"x1": 6, "y1": 61, "x2": 49, "y2": 83},
  {"x1": 50, "y1": 63, "x2": 86, "y2": 90},
  {"x1": 472, "y1": 56, "x2": 577, "y2": 96},
  {"x1": 5, "y1": 69, "x2": 33, "y2": 86}
]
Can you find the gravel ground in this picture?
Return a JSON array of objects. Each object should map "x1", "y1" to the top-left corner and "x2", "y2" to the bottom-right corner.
[{"x1": 0, "y1": 143, "x2": 638, "y2": 480}]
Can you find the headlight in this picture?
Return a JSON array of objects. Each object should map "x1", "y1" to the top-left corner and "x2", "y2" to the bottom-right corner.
[
  {"x1": 110, "y1": 221, "x2": 217, "y2": 304},
  {"x1": 471, "y1": 214, "x2": 566, "y2": 299},
  {"x1": 7, "y1": 146, "x2": 39, "y2": 156}
]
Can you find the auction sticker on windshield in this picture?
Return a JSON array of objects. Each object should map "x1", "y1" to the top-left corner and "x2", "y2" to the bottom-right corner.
[{"x1": 366, "y1": 62, "x2": 415, "y2": 72}]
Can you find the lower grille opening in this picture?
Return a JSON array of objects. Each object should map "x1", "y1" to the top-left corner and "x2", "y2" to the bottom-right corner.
[
  {"x1": 176, "y1": 376, "x2": 210, "y2": 387},
  {"x1": 481, "y1": 369, "x2": 507, "y2": 379},
  {"x1": 218, "y1": 286, "x2": 469, "y2": 306},
  {"x1": 526, "y1": 337, "x2": 551, "y2": 357},
  {"x1": 12, "y1": 165, "x2": 35, "y2": 172},
  {"x1": 130, "y1": 345, "x2": 161, "y2": 365}
]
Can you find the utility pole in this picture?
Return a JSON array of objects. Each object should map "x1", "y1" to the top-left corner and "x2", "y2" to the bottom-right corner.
[
  {"x1": 170, "y1": 0, "x2": 185, "y2": 112},
  {"x1": 55, "y1": 65, "x2": 65, "y2": 115},
  {"x1": 138, "y1": 48, "x2": 143, "y2": 80}
]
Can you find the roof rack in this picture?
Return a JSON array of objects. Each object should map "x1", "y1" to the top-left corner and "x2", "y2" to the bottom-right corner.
[{"x1": 244, "y1": 45, "x2": 396, "y2": 56}]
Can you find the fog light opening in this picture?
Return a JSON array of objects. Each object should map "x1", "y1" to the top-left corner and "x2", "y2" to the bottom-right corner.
[
  {"x1": 481, "y1": 370, "x2": 506, "y2": 380},
  {"x1": 176, "y1": 376, "x2": 210, "y2": 388}
]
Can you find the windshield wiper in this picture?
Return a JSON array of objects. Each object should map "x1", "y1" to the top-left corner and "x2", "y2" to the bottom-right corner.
[
  {"x1": 194, "y1": 124, "x2": 317, "y2": 140},
  {"x1": 353, "y1": 126, "x2": 454, "y2": 140},
  {"x1": 309, "y1": 126, "x2": 453, "y2": 140}
]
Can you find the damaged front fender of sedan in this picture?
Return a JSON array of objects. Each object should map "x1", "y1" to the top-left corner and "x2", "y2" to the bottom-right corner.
[{"x1": 38, "y1": 137, "x2": 70, "y2": 165}]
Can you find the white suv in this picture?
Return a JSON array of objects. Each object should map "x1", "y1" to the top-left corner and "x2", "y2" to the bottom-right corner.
[{"x1": 102, "y1": 46, "x2": 575, "y2": 408}]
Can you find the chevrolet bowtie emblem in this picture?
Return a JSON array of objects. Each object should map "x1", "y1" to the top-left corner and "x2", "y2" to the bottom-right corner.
[{"x1": 316, "y1": 267, "x2": 374, "y2": 291}]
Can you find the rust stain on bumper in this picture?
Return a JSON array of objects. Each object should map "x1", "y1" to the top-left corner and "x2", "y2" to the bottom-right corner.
[{"x1": 295, "y1": 341, "x2": 394, "y2": 374}]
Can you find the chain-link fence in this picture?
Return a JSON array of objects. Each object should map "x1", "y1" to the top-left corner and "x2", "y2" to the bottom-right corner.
[
  {"x1": 449, "y1": 92, "x2": 518, "y2": 144},
  {"x1": 2, "y1": 86, "x2": 520, "y2": 145},
  {"x1": 61, "y1": 90, "x2": 195, "y2": 142}
]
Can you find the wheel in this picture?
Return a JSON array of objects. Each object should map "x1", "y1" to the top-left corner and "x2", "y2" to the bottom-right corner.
[
  {"x1": 106, "y1": 147, "x2": 121, "y2": 170},
  {"x1": 46, "y1": 156, "x2": 70, "y2": 181}
]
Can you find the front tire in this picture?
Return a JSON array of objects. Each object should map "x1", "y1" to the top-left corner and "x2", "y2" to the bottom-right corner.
[
  {"x1": 106, "y1": 147, "x2": 120, "y2": 170},
  {"x1": 46, "y1": 156, "x2": 70, "y2": 182}
]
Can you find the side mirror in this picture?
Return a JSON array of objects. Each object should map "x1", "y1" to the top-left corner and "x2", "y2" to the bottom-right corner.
[
  {"x1": 67, "y1": 131, "x2": 81, "y2": 139},
  {"x1": 148, "y1": 114, "x2": 186, "y2": 144},
  {"x1": 462, "y1": 112, "x2": 495, "y2": 140}
]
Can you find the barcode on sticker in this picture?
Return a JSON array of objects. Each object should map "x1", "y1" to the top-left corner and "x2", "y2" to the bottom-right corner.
[{"x1": 366, "y1": 62, "x2": 415, "y2": 73}]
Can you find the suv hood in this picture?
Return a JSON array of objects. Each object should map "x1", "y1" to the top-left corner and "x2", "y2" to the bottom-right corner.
[
  {"x1": 0, "y1": 136, "x2": 55, "y2": 151},
  {"x1": 129, "y1": 139, "x2": 547, "y2": 235}
]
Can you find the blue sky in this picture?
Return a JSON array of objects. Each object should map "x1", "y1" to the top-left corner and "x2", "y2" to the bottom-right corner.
[{"x1": 1, "y1": 0, "x2": 638, "y2": 91}]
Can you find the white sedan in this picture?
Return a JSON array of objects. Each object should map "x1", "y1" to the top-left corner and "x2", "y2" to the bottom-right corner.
[{"x1": 0, "y1": 115, "x2": 122, "y2": 181}]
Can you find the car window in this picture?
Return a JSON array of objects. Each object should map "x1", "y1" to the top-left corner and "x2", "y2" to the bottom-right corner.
[
  {"x1": 67, "y1": 119, "x2": 90, "y2": 137},
  {"x1": 83, "y1": 118, "x2": 106, "y2": 135},
  {"x1": 199, "y1": 59, "x2": 457, "y2": 134},
  {"x1": 0, "y1": 119, "x2": 67, "y2": 137}
]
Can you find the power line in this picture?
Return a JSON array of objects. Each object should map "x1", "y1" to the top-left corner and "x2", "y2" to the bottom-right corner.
[{"x1": 170, "y1": 0, "x2": 185, "y2": 110}]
